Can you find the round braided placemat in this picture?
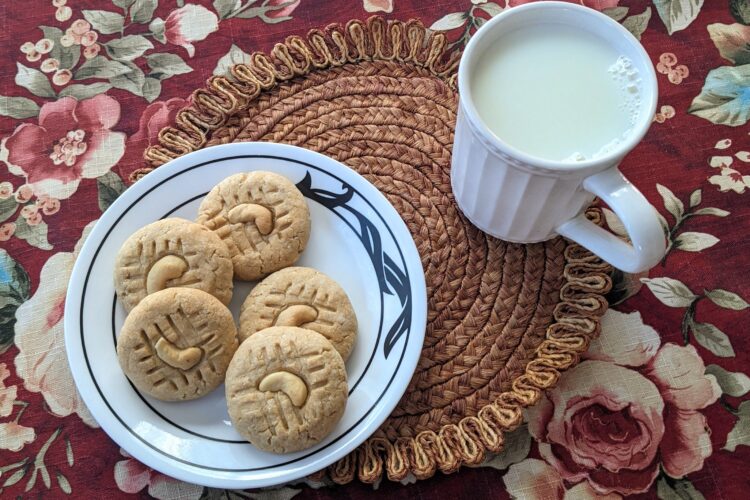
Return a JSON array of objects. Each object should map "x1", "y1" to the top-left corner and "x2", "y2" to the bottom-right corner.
[{"x1": 137, "y1": 16, "x2": 612, "y2": 485}]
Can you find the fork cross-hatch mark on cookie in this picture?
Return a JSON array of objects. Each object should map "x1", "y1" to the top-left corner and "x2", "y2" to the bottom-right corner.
[
  {"x1": 202, "y1": 188, "x2": 291, "y2": 252},
  {"x1": 148, "y1": 311, "x2": 204, "y2": 370},
  {"x1": 197, "y1": 172, "x2": 311, "y2": 281},
  {"x1": 239, "y1": 267, "x2": 358, "y2": 360},
  {"x1": 114, "y1": 218, "x2": 234, "y2": 311},
  {"x1": 225, "y1": 327, "x2": 348, "y2": 453},
  {"x1": 117, "y1": 288, "x2": 238, "y2": 402},
  {"x1": 138, "y1": 308, "x2": 215, "y2": 373}
]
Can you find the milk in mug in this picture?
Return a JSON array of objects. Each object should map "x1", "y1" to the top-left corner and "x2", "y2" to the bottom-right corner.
[
  {"x1": 470, "y1": 23, "x2": 643, "y2": 163},
  {"x1": 452, "y1": 2, "x2": 665, "y2": 272}
]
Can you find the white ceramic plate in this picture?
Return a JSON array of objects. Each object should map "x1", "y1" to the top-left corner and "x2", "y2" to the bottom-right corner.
[{"x1": 64, "y1": 142, "x2": 427, "y2": 489}]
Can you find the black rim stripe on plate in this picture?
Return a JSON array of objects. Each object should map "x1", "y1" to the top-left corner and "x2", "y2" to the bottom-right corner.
[
  {"x1": 110, "y1": 189, "x2": 385, "y2": 443},
  {"x1": 80, "y1": 154, "x2": 413, "y2": 472}
]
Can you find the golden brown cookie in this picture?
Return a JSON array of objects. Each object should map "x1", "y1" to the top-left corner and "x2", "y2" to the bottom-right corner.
[
  {"x1": 196, "y1": 172, "x2": 311, "y2": 281},
  {"x1": 117, "y1": 288, "x2": 238, "y2": 401},
  {"x1": 114, "y1": 217, "x2": 233, "y2": 312},
  {"x1": 239, "y1": 267, "x2": 357, "y2": 361},
  {"x1": 225, "y1": 327, "x2": 348, "y2": 453}
]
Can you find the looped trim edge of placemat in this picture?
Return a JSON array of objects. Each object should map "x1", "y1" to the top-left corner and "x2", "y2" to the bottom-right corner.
[
  {"x1": 135, "y1": 15, "x2": 461, "y2": 181},
  {"x1": 135, "y1": 15, "x2": 613, "y2": 484},
  {"x1": 326, "y1": 212, "x2": 611, "y2": 484}
]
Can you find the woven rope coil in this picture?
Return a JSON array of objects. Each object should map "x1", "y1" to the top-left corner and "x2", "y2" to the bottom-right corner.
[{"x1": 139, "y1": 16, "x2": 612, "y2": 484}]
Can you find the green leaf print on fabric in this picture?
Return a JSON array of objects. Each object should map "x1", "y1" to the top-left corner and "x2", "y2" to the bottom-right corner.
[
  {"x1": 0, "y1": 198, "x2": 18, "y2": 224},
  {"x1": 15, "y1": 63, "x2": 56, "y2": 99},
  {"x1": 39, "y1": 25, "x2": 81, "y2": 70},
  {"x1": 642, "y1": 277, "x2": 697, "y2": 308},
  {"x1": 690, "y1": 321, "x2": 735, "y2": 357},
  {"x1": 623, "y1": 7, "x2": 652, "y2": 40},
  {"x1": 129, "y1": 0, "x2": 157, "y2": 24},
  {"x1": 105, "y1": 35, "x2": 154, "y2": 61},
  {"x1": 689, "y1": 65, "x2": 750, "y2": 126},
  {"x1": 724, "y1": 401, "x2": 750, "y2": 451},
  {"x1": 213, "y1": 44, "x2": 251, "y2": 77},
  {"x1": 109, "y1": 61, "x2": 146, "y2": 96},
  {"x1": 146, "y1": 53, "x2": 193, "y2": 80},
  {"x1": 604, "y1": 7, "x2": 629, "y2": 21},
  {"x1": 58, "y1": 83, "x2": 113, "y2": 100},
  {"x1": 0, "y1": 249, "x2": 31, "y2": 353},
  {"x1": 708, "y1": 23, "x2": 750, "y2": 65},
  {"x1": 13, "y1": 217, "x2": 53, "y2": 251},
  {"x1": 213, "y1": 0, "x2": 241, "y2": 19},
  {"x1": 730, "y1": 0, "x2": 750, "y2": 24},
  {"x1": 430, "y1": 12, "x2": 467, "y2": 31},
  {"x1": 0, "y1": 96, "x2": 40, "y2": 119},
  {"x1": 641, "y1": 278, "x2": 748, "y2": 358},
  {"x1": 97, "y1": 171, "x2": 127, "y2": 212},
  {"x1": 672, "y1": 232, "x2": 719, "y2": 252},
  {"x1": 113, "y1": 0, "x2": 136, "y2": 8},
  {"x1": 74, "y1": 56, "x2": 132, "y2": 80},
  {"x1": 650, "y1": 186, "x2": 729, "y2": 262},
  {"x1": 653, "y1": 0, "x2": 705, "y2": 35},
  {"x1": 141, "y1": 77, "x2": 162, "y2": 102},
  {"x1": 474, "y1": 424, "x2": 531, "y2": 471},
  {"x1": 705, "y1": 289, "x2": 750, "y2": 310},
  {"x1": 705, "y1": 365, "x2": 750, "y2": 397},
  {"x1": 657, "y1": 476, "x2": 707, "y2": 500},
  {"x1": 82, "y1": 10, "x2": 126, "y2": 34}
]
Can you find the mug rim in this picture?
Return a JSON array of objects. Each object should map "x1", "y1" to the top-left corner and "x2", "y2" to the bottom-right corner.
[{"x1": 457, "y1": 1, "x2": 659, "y2": 173}]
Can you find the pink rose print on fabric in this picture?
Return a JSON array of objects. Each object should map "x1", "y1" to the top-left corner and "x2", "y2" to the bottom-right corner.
[
  {"x1": 2, "y1": 95, "x2": 125, "y2": 200},
  {"x1": 0, "y1": 363, "x2": 18, "y2": 418},
  {"x1": 13, "y1": 222, "x2": 99, "y2": 427},
  {"x1": 0, "y1": 422, "x2": 36, "y2": 452},
  {"x1": 520, "y1": 310, "x2": 720, "y2": 496},
  {"x1": 115, "y1": 449, "x2": 202, "y2": 500},
  {"x1": 119, "y1": 98, "x2": 188, "y2": 183},
  {"x1": 267, "y1": 0, "x2": 301, "y2": 18},
  {"x1": 164, "y1": 4, "x2": 219, "y2": 57},
  {"x1": 0, "y1": 363, "x2": 36, "y2": 452},
  {"x1": 504, "y1": 459, "x2": 620, "y2": 500},
  {"x1": 363, "y1": 0, "x2": 394, "y2": 13}
]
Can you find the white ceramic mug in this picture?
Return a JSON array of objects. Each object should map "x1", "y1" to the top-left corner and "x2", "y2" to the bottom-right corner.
[{"x1": 451, "y1": 2, "x2": 665, "y2": 273}]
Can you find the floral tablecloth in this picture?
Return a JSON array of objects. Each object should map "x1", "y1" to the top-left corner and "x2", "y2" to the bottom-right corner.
[{"x1": 1, "y1": 0, "x2": 749, "y2": 498}]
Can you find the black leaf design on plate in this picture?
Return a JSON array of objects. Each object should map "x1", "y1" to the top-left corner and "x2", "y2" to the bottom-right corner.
[
  {"x1": 296, "y1": 172, "x2": 354, "y2": 207},
  {"x1": 383, "y1": 254, "x2": 412, "y2": 358},
  {"x1": 296, "y1": 171, "x2": 413, "y2": 359}
]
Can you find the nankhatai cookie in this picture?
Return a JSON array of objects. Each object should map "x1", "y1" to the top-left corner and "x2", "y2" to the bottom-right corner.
[
  {"x1": 197, "y1": 171, "x2": 310, "y2": 281},
  {"x1": 117, "y1": 288, "x2": 238, "y2": 401},
  {"x1": 114, "y1": 217, "x2": 233, "y2": 312},
  {"x1": 225, "y1": 327, "x2": 347, "y2": 453},
  {"x1": 239, "y1": 267, "x2": 357, "y2": 361}
]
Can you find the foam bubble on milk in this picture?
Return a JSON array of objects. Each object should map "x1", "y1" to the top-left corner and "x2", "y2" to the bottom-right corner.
[{"x1": 563, "y1": 56, "x2": 642, "y2": 163}]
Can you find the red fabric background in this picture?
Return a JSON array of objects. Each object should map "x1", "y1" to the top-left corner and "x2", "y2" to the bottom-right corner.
[{"x1": 1, "y1": 0, "x2": 749, "y2": 498}]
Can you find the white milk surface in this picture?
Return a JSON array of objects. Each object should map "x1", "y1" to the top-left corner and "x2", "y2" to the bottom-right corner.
[{"x1": 471, "y1": 23, "x2": 642, "y2": 163}]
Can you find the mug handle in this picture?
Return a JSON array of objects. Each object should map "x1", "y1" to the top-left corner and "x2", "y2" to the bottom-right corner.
[{"x1": 555, "y1": 168, "x2": 665, "y2": 273}]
